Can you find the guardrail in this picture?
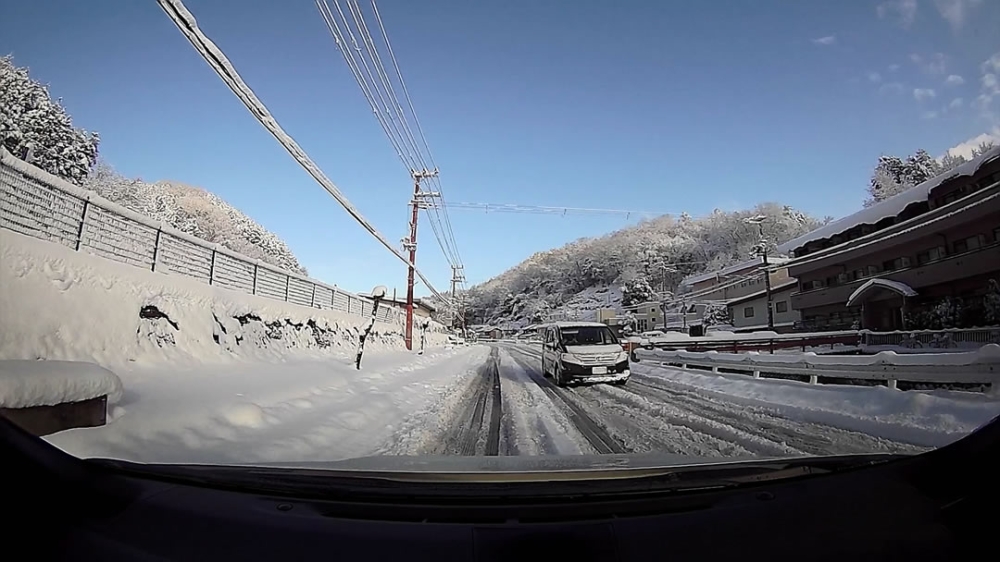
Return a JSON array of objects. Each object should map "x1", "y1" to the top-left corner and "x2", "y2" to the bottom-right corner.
[
  {"x1": 641, "y1": 331, "x2": 861, "y2": 353},
  {"x1": 0, "y1": 147, "x2": 400, "y2": 324},
  {"x1": 634, "y1": 345, "x2": 1000, "y2": 389}
]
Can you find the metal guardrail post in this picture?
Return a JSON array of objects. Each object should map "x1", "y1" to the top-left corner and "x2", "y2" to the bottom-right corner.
[
  {"x1": 251, "y1": 262, "x2": 258, "y2": 295},
  {"x1": 75, "y1": 199, "x2": 90, "y2": 251},
  {"x1": 310, "y1": 283, "x2": 316, "y2": 308},
  {"x1": 284, "y1": 275, "x2": 290, "y2": 302},
  {"x1": 151, "y1": 227, "x2": 162, "y2": 272},
  {"x1": 208, "y1": 249, "x2": 217, "y2": 285}
]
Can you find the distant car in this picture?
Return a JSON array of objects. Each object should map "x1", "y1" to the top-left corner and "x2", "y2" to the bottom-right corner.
[{"x1": 539, "y1": 322, "x2": 630, "y2": 387}]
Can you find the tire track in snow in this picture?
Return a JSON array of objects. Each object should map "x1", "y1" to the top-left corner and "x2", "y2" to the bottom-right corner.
[
  {"x1": 627, "y1": 374, "x2": 926, "y2": 455},
  {"x1": 496, "y1": 347, "x2": 592, "y2": 455},
  {"x1": 505, "y1": 345, "x2": 780, "y2": 457}
]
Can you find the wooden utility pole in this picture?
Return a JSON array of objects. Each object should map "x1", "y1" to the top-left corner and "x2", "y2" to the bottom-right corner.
[{"x1": 404, "y1": 168, "x2": 438, "y2": 350}]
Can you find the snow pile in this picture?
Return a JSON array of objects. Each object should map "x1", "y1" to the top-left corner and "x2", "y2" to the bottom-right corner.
[
  {"x1": 0, "y1": 360, "x2": 123, "y2": 408},
  {"x1": 44, "y1": 346, "x2": 487, "y2": 464},
  {"x1": 634, "y1": 362, "x2": 1000, "y2": 448},
  {"x1": 0, "y1": 230, "x2": 447, "y2": 368}
]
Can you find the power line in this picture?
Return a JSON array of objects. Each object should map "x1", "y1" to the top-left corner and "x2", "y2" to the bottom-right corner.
[
  {"x1": 440, "y1": 202, "x2": 668, "y2": 218},
  {"x1": 157, "y1": 0, "x2": 450, "y2": 305}
]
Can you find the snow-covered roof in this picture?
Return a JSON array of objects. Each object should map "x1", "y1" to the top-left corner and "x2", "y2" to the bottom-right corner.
[
  {"x1": 724, "y1": 279, "x2": 799, "y2": 306},
  {"x1": 681, "y1": 255, "x2": 791, "y2": 286},
  {"x1": 847, "y1": 278, "x2": 918, "y2": 307},
  {"x1": 544, "y1": 321, "x2": 610, "y2": 328},
  {"x1": 778, "y1": 145, "x2": 1000, "y2": 255}
]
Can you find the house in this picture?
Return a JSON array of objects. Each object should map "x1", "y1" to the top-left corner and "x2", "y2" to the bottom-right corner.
[
  {"x1": 372, "y1": 295, "x2": 436, "y2": 318},
  {"x1": 778, "y1": 146, "x2": 1000, "y2": 331},
  {"x1": 726, "y1": 279, "x2": 800, "y2": 332},
  {"x1": 679, "y1": 255, "x2": 792, "y2": 303}
]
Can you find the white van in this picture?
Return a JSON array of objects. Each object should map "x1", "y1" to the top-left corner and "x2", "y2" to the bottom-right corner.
[{"x1": 540, "y1": 322, "x2": 630, "y2": 387}]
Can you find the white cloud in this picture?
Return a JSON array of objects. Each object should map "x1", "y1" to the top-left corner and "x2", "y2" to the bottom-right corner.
[
  {"x1": 933, "y1": 0, "x2": 984, "y2": 31},
  {"x1": 910, "y1": 52, "x2": 948, "y2": 74},
  {"x1": 921, "y1": 110, "x2": 939, "y2": 119},
  {"x1": 946, "y1": 132, "x2": 1000, "y2": 159},
  {"x1": 984, "y1": 53, "x2": 1000, "y2": 74},
  {"x1": 812, "y1": 35, "x2": 836, "y2": 46},
  {"x1": 879, "y1": 82, "x2": 905, "y2": 95},
  {"x1": 913, "y1": 88, "x2": 937, "y2": 101},
  {"x1": 867, "y1": 71, "x2": 883, "y2": 83},
  {"x1": 878, "y1": 0, "x2": 918, "y2": 27},
  {"x1": 889, "y1": 64, "x2": 901, "y2": 72},
  {"x1": 945, "y1": 74, "x2": 965, "y2": 86},
  {"x1": 984, "y1": 73, "x2": 999, "y2": 91},
  {"x1": 950, "y1": 97, "x2": 964, "y2": 109}
]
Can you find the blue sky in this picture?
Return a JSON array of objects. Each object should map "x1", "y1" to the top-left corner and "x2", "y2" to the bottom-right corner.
[{"x1": 2, "y1": 0, "x2": 999, "y2": 298}]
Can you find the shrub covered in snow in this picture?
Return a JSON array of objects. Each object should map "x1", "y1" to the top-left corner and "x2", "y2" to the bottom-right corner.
[
  {"x1": 0, "y1": 55, "x2": 100, "y2": 186},
  {"x1": 84, "y1": 162, "x2": 308, "y2": 275}
]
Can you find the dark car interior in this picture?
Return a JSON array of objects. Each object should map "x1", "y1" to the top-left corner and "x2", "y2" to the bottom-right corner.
[{"x1": 6, "y1": 410, "x2": 999, "y2": 561}]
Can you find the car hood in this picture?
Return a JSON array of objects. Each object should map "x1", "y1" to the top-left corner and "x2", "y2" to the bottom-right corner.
[
  {"x1": 565, "y1": 344, "x2": 624, "y2": 355},
  {"x1": 247, "y1": 452, "x2": 766, "y2": 474}
]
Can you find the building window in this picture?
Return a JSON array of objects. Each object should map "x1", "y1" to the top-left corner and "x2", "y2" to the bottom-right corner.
[
  {"x1": 866, "y1": 265, "x2": 879, "y2": 276},
  {"x1": 651, "y1": 308, "x2": 657, "y2": 313},
  {"x1": 744, "y1": 307, "x2": 755, "y2": 318},
  {"x1": 775, "y1": 301, "x2": 788, "y2": 313}
]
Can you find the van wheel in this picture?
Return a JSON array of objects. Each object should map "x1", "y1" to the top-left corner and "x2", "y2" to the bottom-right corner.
[{"x1": 554, "y1": 365, "x2": 568, "y2": 387}]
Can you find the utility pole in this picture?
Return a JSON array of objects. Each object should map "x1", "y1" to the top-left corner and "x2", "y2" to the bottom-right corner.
[
  {"x1": 404, "y1": 168, "x2": 438, "y2": 350},
  {"x1": 745, "y1": 215, "x2": 774, "y2": 331},
  {"x1": 450, "y1": 265, "x2": 465, "y2": 331}
]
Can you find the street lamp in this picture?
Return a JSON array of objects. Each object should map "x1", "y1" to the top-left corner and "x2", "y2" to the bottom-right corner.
[
  {"x1": 355, "y1": 285, "x2": 387, "y2": 369},
  {"x1": 744, "y1": 215, "x2": 774, "y2": 331}
]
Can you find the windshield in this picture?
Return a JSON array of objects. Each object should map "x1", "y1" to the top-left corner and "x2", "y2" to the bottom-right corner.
[
  {"x1": 560, "y1": 327, "x2": 619, "y2": 346},
  {"x1": 2, "y1": 0, "x2": 1000, "y2": 487}
]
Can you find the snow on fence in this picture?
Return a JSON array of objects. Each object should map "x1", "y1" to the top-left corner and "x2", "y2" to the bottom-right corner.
[
  {"x1": 0, "y1": 148, "x2": 400, "y2": 324},
  {"x1": 860, "y1": 327, "x2": 1000, "y2": 349},
  {"x1": 634, "y1": 344, "x2": 1000, "y2": 389}
]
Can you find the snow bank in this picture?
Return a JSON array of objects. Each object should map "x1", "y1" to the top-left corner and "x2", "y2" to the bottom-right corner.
[
  {"x1": 44, "y1": 346, "x2": 488, "y2": 464},
  {"x1": 0, "y1": 360, "x2": 122, "y2": 408},
  {"x1": 0, "y1": 230, "x2": 447, "y2": 368},
  {"x1": 634, "y1": 363, "x2": 1000, "y2": 448}
]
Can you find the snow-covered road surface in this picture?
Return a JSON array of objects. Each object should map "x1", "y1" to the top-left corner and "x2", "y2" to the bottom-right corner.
[{"x1": 40, "y1": 343, "x2": 1000, "y2": 465}]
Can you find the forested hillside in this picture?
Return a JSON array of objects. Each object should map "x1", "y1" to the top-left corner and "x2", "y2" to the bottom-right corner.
[
  {"x1": 463, "y1": 203, "x2": 826, "y2": 326},
  {"x1": 1, "y1": 55, "x2": 307, "y2": 275}
]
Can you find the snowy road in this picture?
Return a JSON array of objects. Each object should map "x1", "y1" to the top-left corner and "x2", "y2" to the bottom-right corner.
[
  {"x1": 482, "y1": 344, "x2": 942, "y2": 458},
  {"x1": 42, "y1": 343, "x2": 997, "y2": 464}
]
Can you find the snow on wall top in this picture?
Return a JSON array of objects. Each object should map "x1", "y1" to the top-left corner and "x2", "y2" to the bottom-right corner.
[
  {"x1": 0, "y1": 360, "x2": 123, "y2": 408},
  {"x1": 778, "y1": 145, "x2": 1000, "y2": 255},
  {"x1": 681, "y1": 255, "x2": 792, "y2": 286}
]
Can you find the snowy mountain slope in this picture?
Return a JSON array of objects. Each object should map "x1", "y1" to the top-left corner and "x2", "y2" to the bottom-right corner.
[
  {"x1": 465, "y1": 203, "x2": 825, "y2": 326},
  {"x1": 84, "y1": 163, "x2": 307, "y2": 275}
]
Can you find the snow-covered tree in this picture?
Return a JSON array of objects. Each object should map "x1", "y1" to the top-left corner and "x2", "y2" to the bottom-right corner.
[
  {"x1": 621, "y1": 277, "x2": 655, "y2": 308},
  {"x1": 702, "y1": 303, "x2": 730, "y2": 328},
  {"x1": 84, "y1": 163, "x2": 307, "y2": 275},
  {"x1": 1, "y1": 55, "x2": 100, "y2": 185},
  {"x1": 983, "y1": 279, "x2": 1000, "y2": 325},
  {"x1": 865, "y1": 143, "x2": 996, "y2": 207}
]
